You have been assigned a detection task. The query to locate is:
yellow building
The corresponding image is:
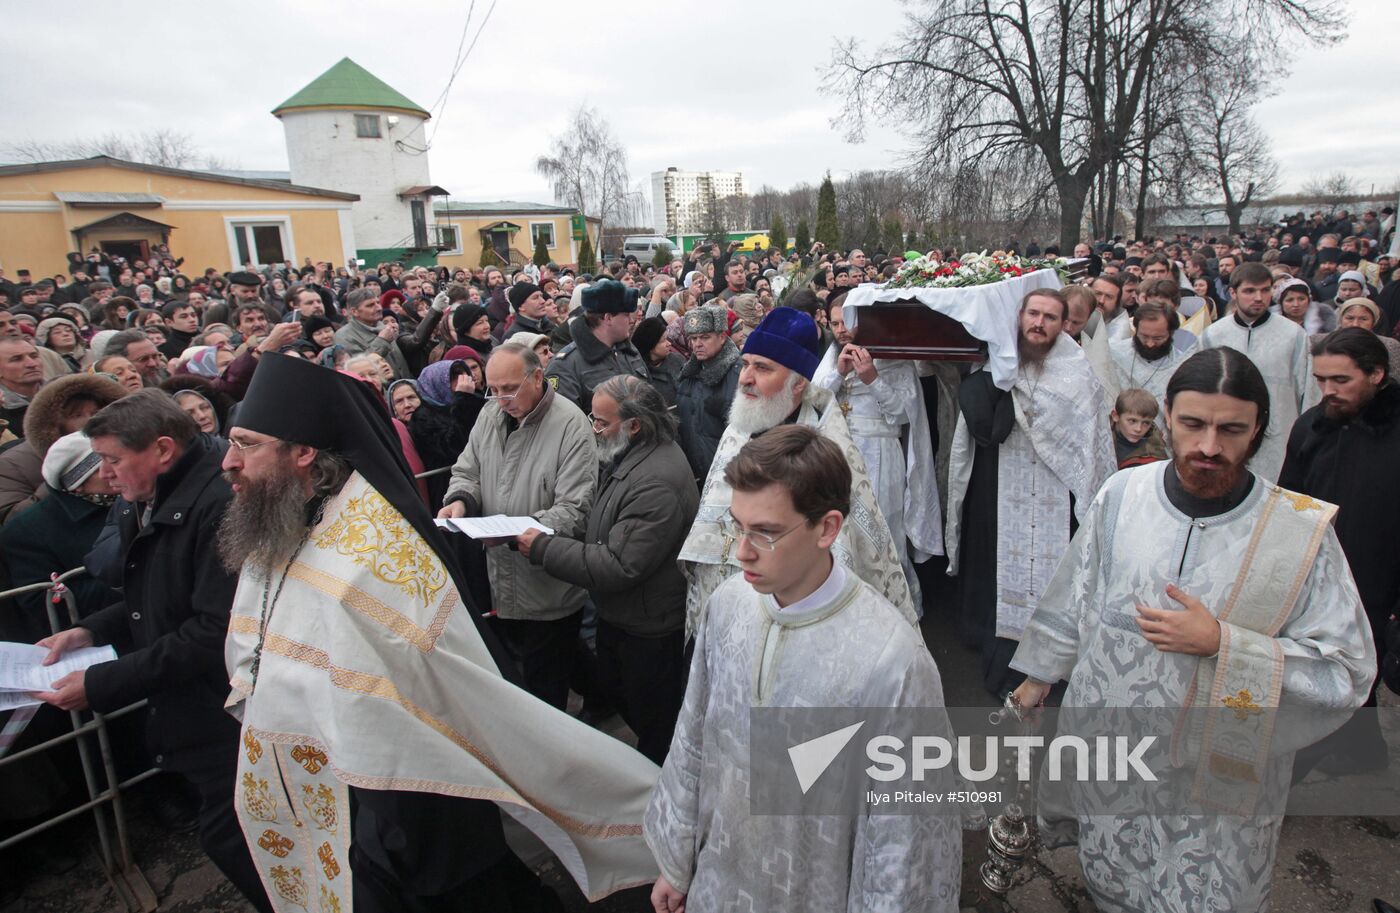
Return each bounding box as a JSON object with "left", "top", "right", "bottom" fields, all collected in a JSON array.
[
  {"left": 0, "top": 156, "right": 359, "bottom": 276},
  {"left": 434, "top": 201, "right": 600, "bottom": 271}
]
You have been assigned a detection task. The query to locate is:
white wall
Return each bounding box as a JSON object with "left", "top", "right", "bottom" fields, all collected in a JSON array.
[{"left": 282, "top": 109, "right": 433, "bottom": 250}]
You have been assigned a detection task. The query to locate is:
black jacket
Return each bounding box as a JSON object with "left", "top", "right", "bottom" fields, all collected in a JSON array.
[
  {"left": 80, "top": 434, "right": 241, "bottom": 771},
  {"left": 2, "top": 489, "right": 119, "bottom": 638},
  {"left": 530, "top": 439, "right": 698, "bottom": 636},
  {"left": 1279, "top": 381, "right": 1400, "bottom": 653}
]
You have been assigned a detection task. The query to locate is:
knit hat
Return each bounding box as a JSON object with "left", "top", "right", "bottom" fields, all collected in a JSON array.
[
  {"left": 507, "top": 282, "right": 541, "bottom": 311},
  {"left": 451, "top": 303, "right": 489, "bottom": 340},
  {"left": 441, "top": 345, "right": 484, "bottom": 366},
  {"left": 682, "top": 305, "right": 729, "bottom": 337},
  {"left": 741, "top": 307, "right": 823, "bottom": 379},
  {"left": 301, "top": 314, "right": 335, "bottom": 337},
  {"left": 581, "top": 279, "right": 638, "bottom": 315},
  {"left": 380, "top": 289, "right": 405, "bottom": 309},
  {"left": 1335, "top": 297, "right": 1380, "bottom": 324},
  {"left": 42, "top": 431, "right": 101, "bottom": 493},
  {"left": 632, "top": 316, "right": 667, "bottom": 356},
  {"left": 1337, "top": 270, "right": 1368, "bottom": 290}
]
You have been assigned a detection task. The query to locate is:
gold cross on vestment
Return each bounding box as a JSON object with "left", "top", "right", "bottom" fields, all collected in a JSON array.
[
  {"left": 1222, "top": 689, "right": 1263, "bottom": 721},
  {"left": 839, "top": 400, "right": 853, "bottom": 418}
]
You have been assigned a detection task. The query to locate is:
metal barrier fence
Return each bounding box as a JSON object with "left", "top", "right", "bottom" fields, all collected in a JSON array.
[{"left": 0, "top": 568, "right": 157, "bottom": 912}]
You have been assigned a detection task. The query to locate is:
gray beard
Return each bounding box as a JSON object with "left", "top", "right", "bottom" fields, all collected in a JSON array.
[
  {"left": 728, "top": 373, "right": 801, "bottom": 435},
  {"left": 217, "top": 468, "right": 313, "bottom": 575},
  {"left": 597, "top": 426, "right": 633, "bottom": 463}
]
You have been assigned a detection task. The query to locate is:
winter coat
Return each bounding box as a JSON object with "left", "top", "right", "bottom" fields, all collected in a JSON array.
[
  {"left": 530, "top": 439, "right": 697, "bottom": 637},
  {"left": 79, "top": 434, "right": 242, "bottom": 772},
  {"left": 443, "top": 385, "right": 597, "bottom": 620},
  {"left": 1279, "top": 380, "right": 1400, "bottom": 655},
  {"left": 544, "top": 316, "right": 650, "bottom": 413},
  {"left": 675, "top": 340, "right": 742, "bottom": 479}
]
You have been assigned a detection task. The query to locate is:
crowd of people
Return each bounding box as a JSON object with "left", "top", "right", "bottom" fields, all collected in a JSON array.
[{"left": 0, "top": 208, "right": 1395, "bottom": 912}]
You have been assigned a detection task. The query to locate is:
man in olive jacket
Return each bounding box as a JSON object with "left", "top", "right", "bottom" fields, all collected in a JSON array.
[
  {"left": 517, "top": 375, "right": 697, "bottom": 763},
  {"left": 439, "top": 342, "right": 597, "bottom": 710}
]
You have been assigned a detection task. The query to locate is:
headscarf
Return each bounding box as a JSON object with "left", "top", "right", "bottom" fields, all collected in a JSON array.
[
  {"left": 416, "top": 359, "right": 460, "bottom": 407},
  {"left": 665, "top": 314, "right": 691, "bottom": 358},
  {"left": 181, "top": 345, "right": 224, "bottom": 378},
  {"left": 172, "top": 388, "right": 221, "bottom": 433},
  {"left": 35, "top": 316, "right": 82, "bottom": 348},
  {"left": 318, "top": 344, "right": 347, "bottom": 369},
  {"left": 386, "top": 378, "right": 420, "bottom": 411},
  {"left": 89, "top": 329, "right": 119, "bottom": 359}
]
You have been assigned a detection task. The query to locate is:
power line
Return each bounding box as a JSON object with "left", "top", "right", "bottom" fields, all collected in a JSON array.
[
  {"left": 425, "top": 0, "right": 477, "bottom": 118},
  {"left": 429, "top": 0, "right": 498, "bottom": 146}
]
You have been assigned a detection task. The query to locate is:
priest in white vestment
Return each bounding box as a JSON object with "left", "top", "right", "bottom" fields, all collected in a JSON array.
[
  {"left": 1105, "top": 302, "right": 1191, "bottom": 424},
  {"left": 1010, "top": 348, "right": 1375, "bottom": 913},
  {"left": 812, "top": 298, "right": 943, "bottom": 612},
  {"left": 647, "top": 426, "right": 962, "bottom": 913},
  {"left": 945, "top": 288, "right": 1116, "bottom": 696},
  {"left": 1198, "top": 262, "right": 1320, "bottom": 481},
  {"left": 217, "top": 355, "right": 660, "bottom": 913},
  {"left": 679, "top": 307, "right": 916, "bottom": 636}
]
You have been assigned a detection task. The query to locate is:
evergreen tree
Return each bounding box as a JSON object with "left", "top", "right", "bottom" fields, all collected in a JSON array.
[
  {"left": 652, "top": 243, "right": 674, "bottom": 270},
  {"left": 768, "top": 213, "right": 788, "bottom": 254},
  {"left": 532, "top": 233, "right": 551, "bottom": 266},
  {"left": 479, "top": 237, "right": 499, "bottom": 268},
  {"left": 814, "top": 174, "right": 840, "bottom": 249},
  {"left": 881, "top": 218, "right": 904, "bottom": 255},
  {"left": 903, "top": 227, "right": 920, "bottom": 253},
  {"left": 794, "top": 218, "right": 812, "bottom": 253},
  {"left": 577, "top": 233, "right": 597, "bottom": 273},
  {"left": 859, "top": 214, "right": 881, "bottom": 252}
]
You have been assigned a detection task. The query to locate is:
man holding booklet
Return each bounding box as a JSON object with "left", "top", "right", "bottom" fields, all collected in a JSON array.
[{"left": 438, "top": 340, "right": 598, "bottom": 708}]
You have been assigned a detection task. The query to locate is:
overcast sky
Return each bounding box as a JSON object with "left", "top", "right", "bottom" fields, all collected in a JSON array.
[{"left": 5, "top": 0, "right": 1396, "bottom": 213}]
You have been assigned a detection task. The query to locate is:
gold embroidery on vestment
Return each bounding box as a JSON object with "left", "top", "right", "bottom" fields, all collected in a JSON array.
[{"left": 312, "top": 491, "right": 447, "bottom": 604}]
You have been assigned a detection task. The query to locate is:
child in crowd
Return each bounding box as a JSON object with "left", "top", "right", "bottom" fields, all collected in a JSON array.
[{"left": 1110, "top": 387, "right": 1168, "bottom": 469}]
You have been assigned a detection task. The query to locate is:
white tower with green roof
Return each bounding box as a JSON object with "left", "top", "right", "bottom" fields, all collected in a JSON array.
[{"left": 274, "top": 58, "right": 441, "bottom": 260}]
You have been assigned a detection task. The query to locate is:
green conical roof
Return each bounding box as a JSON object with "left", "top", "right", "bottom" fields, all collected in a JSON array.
[{"left": 273, "top": 57, "right": 429, "bottom": 118}]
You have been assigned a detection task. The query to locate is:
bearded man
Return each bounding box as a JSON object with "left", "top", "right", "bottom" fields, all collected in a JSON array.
[
  {"left": 945, "top": 288, "right": 1116, "bottom": 697},
  {"left": 217, "top": 354, "right": 659, "bottom": 913},
  {"left": 1010, "top": 348, "right": 1374, "bottom": 913},
  {"left": 1106, "top": 303, "right": 1190, "bottom": 425},
  {"left": 1279, "top": 329, "right": 1399, "bottom": 775},
  {"left": 679, "top": 307, "right": 916, "bottom": 636}
]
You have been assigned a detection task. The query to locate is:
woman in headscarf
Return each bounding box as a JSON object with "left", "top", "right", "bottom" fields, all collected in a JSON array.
[
  {"left": 36, "top": 316, "right": 93, "bottom": 373},
  {"left": 404, "top": 358, "right": 486, "bottom": 509},
  {"left": 318, "top": 343, "right": 349, "bottom": 371},
  {"left": 160, "top": 376, "right": 232, "bottom": 436},
  {"left": 169, "top": 275, "right": 193, "bottom": 300}
]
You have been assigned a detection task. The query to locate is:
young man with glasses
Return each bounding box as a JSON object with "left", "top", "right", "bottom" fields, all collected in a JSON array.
[{"left": 646, "top": 425, "right": 962, "bottom": 913}]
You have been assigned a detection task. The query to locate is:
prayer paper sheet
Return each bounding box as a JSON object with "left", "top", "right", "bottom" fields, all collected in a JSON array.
[
  {"left": 433, "top": 516, "right": 554, "bottom": 538},
  {"left": 0, "top": 642, "right": 118, "bottom": 693}
]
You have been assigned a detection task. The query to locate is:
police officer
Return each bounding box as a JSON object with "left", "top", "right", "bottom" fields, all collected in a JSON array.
[{"left": 545, "top": 279, "right": 649, "bottom": 412}]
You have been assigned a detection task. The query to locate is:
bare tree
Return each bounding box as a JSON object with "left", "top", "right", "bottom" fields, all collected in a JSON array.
[
  {"left": 1181, "top": 70, "right": 1278, "bottom": 235},
  {"left": 826, "top": 0, "right": 1342, "bottom": 248},
  {"left": 535, "top": 106, "right": 645, "bottom": 238},
  {"left": 2, "top": 128, "right": 218, "bottom": 169},
  {"left": 1300, "top": 171, "right": 1360, "bottom": 202}
]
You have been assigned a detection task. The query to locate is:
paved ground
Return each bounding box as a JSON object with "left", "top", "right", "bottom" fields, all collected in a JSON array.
[{"left": 3, "top": 565, "right": 1397, "bottom": 912}]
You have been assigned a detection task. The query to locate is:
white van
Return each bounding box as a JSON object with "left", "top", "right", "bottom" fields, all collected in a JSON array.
[{"left": 621, "top": 235, "right": 676, "bottom": 264}]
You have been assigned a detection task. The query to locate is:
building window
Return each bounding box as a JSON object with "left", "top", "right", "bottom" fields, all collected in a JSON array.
[
  {"left": 530, "top": 222, "right": 556, "bottom": 250},
  {"left": 354, "top": 114, "right": 382, "bottom": 138},
  {"left": 230, "top": 222, "right": 288, "bottom": 266},
  {"left": 435, "top": 224, "right": 461, "bottom": 254}
]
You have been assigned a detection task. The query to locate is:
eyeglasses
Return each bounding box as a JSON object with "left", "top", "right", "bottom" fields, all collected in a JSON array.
[
  {"left": 228, "top": 437, "right": 276, "bottom": 453},
  {"left": 718, "top": 511, "right": 805, "bottom": 552},
  {"left": 587, "top": 412, "right": 615, "bottom": 430}
]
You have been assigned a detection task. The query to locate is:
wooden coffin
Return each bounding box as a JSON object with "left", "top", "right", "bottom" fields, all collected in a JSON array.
[{"left": 851, "top": 302, "right": 987, "bottom": 361}]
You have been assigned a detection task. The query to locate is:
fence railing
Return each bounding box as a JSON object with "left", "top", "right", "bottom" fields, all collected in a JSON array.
[{"left": 0, "top": 568, "right": 157, "bottom": 912}]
